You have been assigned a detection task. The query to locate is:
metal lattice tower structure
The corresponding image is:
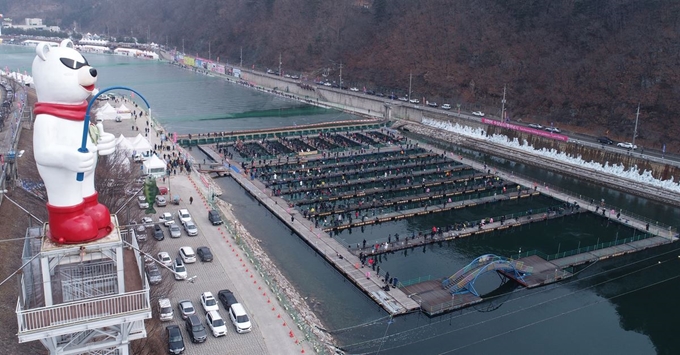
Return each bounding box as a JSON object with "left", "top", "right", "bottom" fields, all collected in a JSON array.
[{"left": 16, "top": 216, "right": 151, "bottom": 355}]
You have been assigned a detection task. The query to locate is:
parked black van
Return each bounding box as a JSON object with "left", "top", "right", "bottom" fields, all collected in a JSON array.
[{"left": 208, "top": 209, "right": 223, "bottom": 225}]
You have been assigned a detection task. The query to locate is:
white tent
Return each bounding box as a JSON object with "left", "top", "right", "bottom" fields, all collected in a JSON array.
[
  {"left": 117, "top": 103, "right": 132, "bottom": 113},
  {"left": 131, "top": 134, "right": 152, "bottom": 153},
  {"left": 116, "top": 134, "right": 135, "bottom": 153},
  {"left": 142, "top": 155, "right": 167, "bottom": 177},
  {"left": 96, "top": 103, "right": 119, "bottom": 121}
]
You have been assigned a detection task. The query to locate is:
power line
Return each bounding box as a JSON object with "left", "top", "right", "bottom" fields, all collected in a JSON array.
[
  {"left": 438, "top": 272, "right": 680, "bottom": 354},
  {"left": 342, "top": 246, "right": 680, "bottom": 353},
  {"left": 0, "top": 253, "right": 39, "bottom": 289}
]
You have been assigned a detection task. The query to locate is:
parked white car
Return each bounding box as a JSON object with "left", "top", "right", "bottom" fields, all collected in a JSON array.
[
  {"left": 229, "top": 303, "right": 252, "bottom": 333},
  {"left": 179, "top": 246, "right": 196, "bottom": 264},
  {"left": 177, "top": 209, "right": 192, "bottom": 223},
  {"left": 159, "top": 298, "right": 174, "bottom": 321},
  {"left": 159, "top": 212, "right": 174, "bottom": 226},
  {"left": 173, "top": 258, "right": 187, "bottom": 280},
  {"left": 137, "top": 196, "right": 149, "bottom": 209},
  {"left": 349, "top": 87, "right": 359, "bottom": 92},
  {"left": 441, "top": 104, "right": 451, "bottom": 110},
  {"left": 472, "top": 111, "right": 485, "bottom": 116},
  {"left": 157, "top": 252, "right": 173, "bottom": 267},
  {"left": 201, "top": 292, "right": 220, "bottom": 312},
  {"left": 141, "top": 217, "right": 154, "bottom": 227},
  {"left": 205, "top": 310, "right": 228, "bottom": 337},
  {"left": 183, "top": 220, "right": 198, "bottom": 236}
]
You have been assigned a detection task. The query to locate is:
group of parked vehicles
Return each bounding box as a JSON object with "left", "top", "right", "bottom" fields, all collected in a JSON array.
[
  {"left": 161, "top": 289, "right": 252, "bottom": 353},
  {"left": 133, "top": 203, "right": 223, "bottom": 242}
]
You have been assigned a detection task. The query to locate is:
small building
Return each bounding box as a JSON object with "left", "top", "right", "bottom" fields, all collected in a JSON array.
[{"left": 142, "top": 154, "right": 167, "bottom": 177}]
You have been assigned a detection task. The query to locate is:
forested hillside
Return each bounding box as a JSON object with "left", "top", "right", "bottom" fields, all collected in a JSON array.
[{"left": 3, "top": 0, "right": 680, "bottom": 150}]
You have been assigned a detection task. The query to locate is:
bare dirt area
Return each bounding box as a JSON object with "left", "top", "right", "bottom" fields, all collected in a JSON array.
[{"left": 0, "top": 119, "right": 50, "bottom": 354}]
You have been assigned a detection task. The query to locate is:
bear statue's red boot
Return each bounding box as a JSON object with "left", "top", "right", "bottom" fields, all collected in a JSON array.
[
  {"left": 83, "top": 192, "right": 114, "bottom": 236},
  {"left": 46, "top": 202, "right": 99, "bottom": 244}
]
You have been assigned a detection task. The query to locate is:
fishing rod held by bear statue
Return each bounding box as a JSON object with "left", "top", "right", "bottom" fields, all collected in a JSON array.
[{"left": 77, "top": 86, "right": 151, "bottom": 181}]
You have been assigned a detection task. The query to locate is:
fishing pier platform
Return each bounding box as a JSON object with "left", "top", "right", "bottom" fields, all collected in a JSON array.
[{"left": 193, "top": 124, "right": 677, "bottom": 317}]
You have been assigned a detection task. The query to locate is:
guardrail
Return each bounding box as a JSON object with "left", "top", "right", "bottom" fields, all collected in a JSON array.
[{"left": 16, "top": 289, "right": 150, "bottom": 334}]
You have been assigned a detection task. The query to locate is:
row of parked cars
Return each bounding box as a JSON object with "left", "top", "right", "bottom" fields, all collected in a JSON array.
[
  {"left": 134, "top": 208, "right": 211, "bottom": 242},
  {"left": 146, "top": 245, "right": 213, "bottom": 285},
  {"left": 161, "top": 290, "right": 252, "bottom": 353}
]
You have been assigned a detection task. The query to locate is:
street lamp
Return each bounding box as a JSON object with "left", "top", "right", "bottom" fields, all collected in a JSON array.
[{"left": 632, "top": 103, "right": 640, "bottom": 148}]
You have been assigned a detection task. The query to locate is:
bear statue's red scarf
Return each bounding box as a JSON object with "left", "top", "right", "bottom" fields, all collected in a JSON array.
[{"left": 34, "top": 101, "right": 88, "bottom": 121}]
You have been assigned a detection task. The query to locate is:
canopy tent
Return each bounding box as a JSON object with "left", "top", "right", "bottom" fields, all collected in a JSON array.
[
  {"left": 115, "top": 134, "right": 135, "bottom": 152},
  {"left": 117, "top": 103, "right": 132, "bottom": 113},
  {"left": 142, "top": 154, "right": 167, "bottom": 177},
  {"left": 130, "top": 133, "right": 152, "bottom": 152},
  {"left": 96, "top": 102, "right": 119, "bottom": 121}
]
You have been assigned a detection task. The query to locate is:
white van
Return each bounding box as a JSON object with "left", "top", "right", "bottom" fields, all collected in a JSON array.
[
  {"left": 228, "top": 303, "right": 252, "bottom": 333},
  {"left": 159, "top": 298, "right": 174, "bottom": 321}
]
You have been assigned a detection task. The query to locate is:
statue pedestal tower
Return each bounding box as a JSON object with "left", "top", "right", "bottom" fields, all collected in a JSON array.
[{"left": 16, "top": 216, "right": 151, "bottom": 355}]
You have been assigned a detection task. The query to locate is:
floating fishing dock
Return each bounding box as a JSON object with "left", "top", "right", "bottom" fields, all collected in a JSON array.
[{"left": 194, "top": 124, "right": 677, "bottom": 316}]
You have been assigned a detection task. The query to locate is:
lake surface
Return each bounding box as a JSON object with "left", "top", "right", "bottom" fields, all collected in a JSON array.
[{"left": 4, "top": 45, "right": 679, "bottom": 354}]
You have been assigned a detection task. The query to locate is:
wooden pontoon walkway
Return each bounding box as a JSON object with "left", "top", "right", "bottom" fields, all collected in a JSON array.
[{"left": 227, "top": 165, "right": 421, "bottom": 316}]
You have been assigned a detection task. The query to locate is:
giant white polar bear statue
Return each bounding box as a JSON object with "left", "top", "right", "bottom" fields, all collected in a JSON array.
[{"left": 32, "top": 39, "right": 116, "bottom": 244}]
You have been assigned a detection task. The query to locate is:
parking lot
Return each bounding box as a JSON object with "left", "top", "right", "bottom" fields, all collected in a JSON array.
[{"left": 137, "top": 166, "right": 312, "bottom": 354}]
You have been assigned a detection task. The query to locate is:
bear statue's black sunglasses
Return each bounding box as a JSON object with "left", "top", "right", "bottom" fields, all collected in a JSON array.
[{"left": 60, "top": 57, "right": 90, "bottom": 70}]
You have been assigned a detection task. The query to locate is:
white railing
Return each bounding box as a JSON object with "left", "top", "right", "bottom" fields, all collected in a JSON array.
[{"left": 16, "top": 289, "right": 150, "bottom": 333}]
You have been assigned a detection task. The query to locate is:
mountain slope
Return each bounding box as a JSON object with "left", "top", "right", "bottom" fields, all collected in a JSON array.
[{"left": 3, "top": 0, "right": 679, "bottom": 150}]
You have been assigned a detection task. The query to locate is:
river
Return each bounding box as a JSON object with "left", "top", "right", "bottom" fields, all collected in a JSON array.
[{"left": 3, "top": 44, "right": 679, "bottom": 355}]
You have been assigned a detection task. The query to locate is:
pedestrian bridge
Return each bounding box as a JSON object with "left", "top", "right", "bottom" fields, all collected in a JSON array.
[{"left": 442, "top": 254, "right": 533, "bottom": 296}]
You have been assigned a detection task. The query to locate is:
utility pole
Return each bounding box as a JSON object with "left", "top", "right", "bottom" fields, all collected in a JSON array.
[
  {"left": 182, "top": 38, "right": 184, "bottom": 53},
  {"left": 339, "top": 63, "right": 343, "bottom": 87},
  {"left": 408, "top": 72, "right": 412, "bottom": 100},
  {"left": 147, "top": 25, "right": 150, "bottom": 43},
  {"left": 240, "top": 47, "right": 243, "bottom": 68},
  {"left": 501, "top": 84, "right": 507, "bottom": 121},
  {"left": 278, "top": 53, "right": 282, "bottom": 76},
  {"left": 208, "top": 41, "right": 211, "bottom": 61},
  {"left": 633, "top": 103, "right": 640, "bottom": 147}
]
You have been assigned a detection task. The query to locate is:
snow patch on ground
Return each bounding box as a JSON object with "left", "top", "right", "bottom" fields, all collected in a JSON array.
[{"left": 423, "top": 118, "right": 680, "bottom": 193}]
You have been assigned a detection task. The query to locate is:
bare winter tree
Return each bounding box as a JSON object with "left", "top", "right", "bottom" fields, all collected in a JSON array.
[
  {"left": 94, "top": 149, "right": 146, "bottom": 226},
  {"left": 131, "top": 236, "right": 176, "bottom": 355}
]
